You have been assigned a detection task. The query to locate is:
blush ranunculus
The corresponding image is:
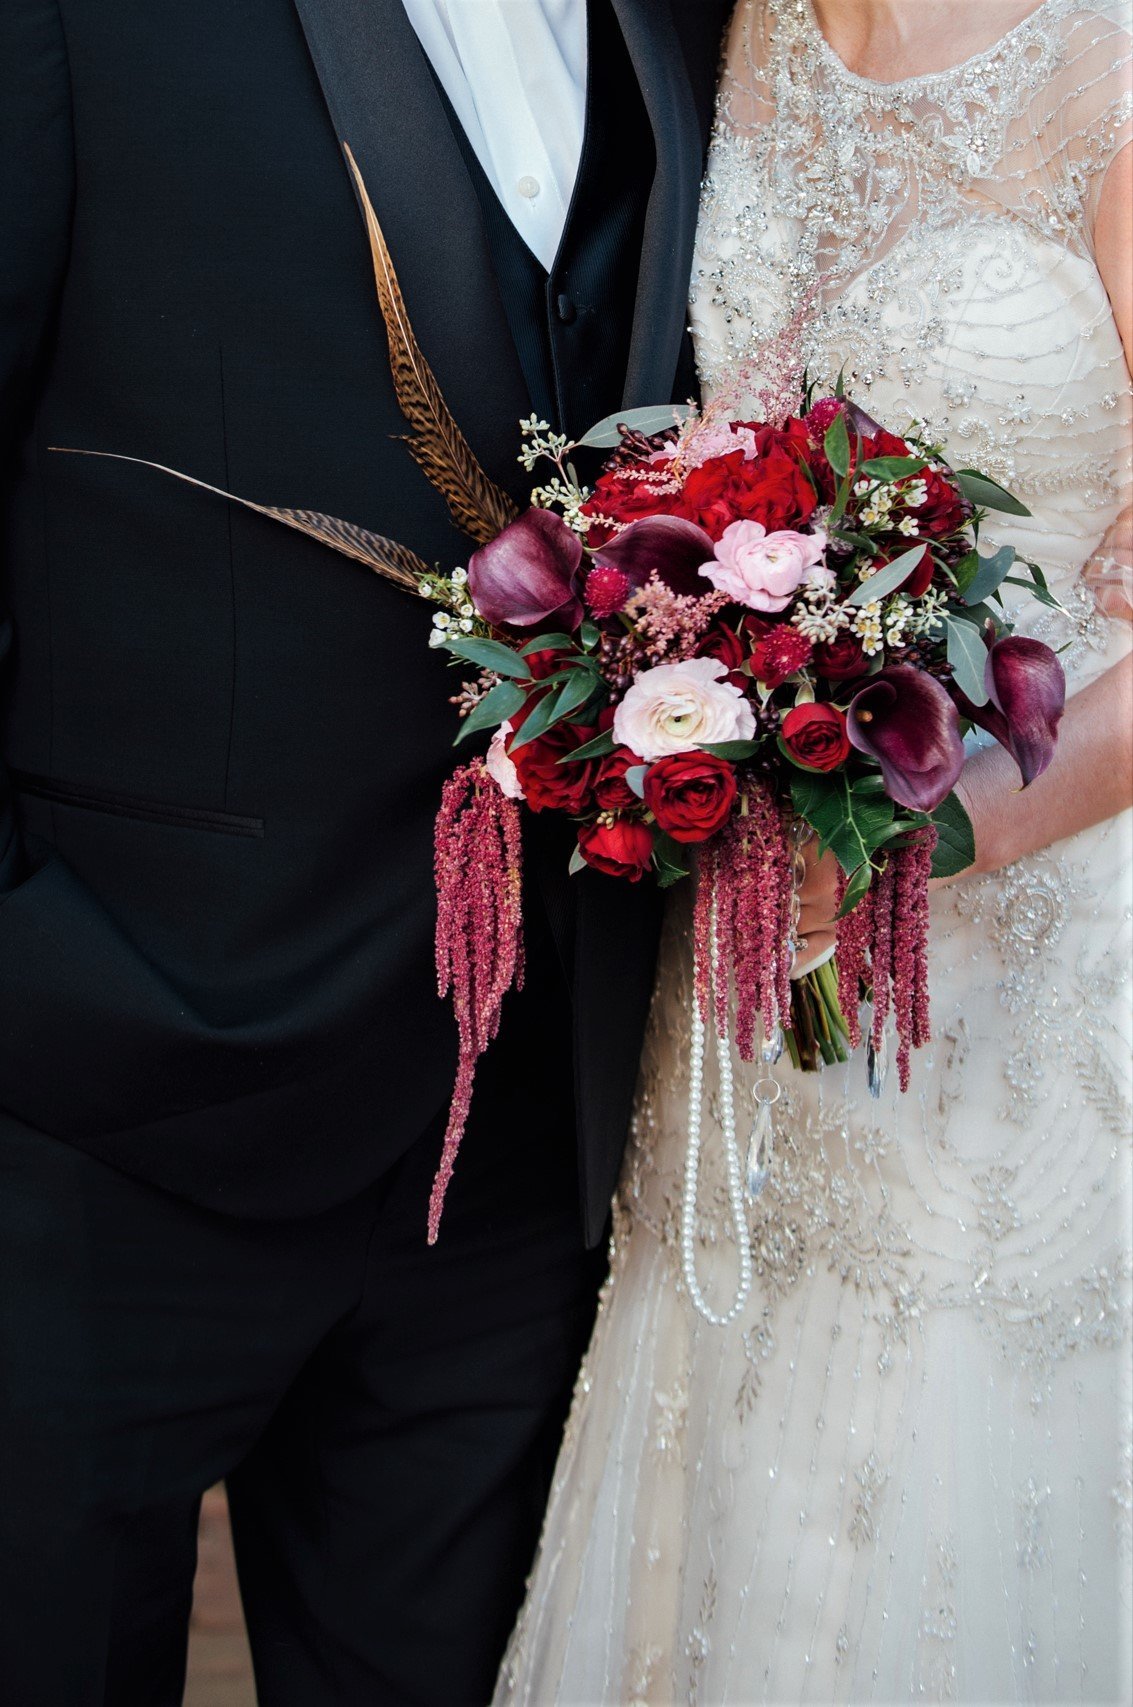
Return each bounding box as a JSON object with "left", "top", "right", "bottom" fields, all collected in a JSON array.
[
  {"left": 643, "top": 752, "right": 738, "bottom": 844},
  {"left": 485, "top": 721, "right": 524, "bottom": 800},
  {"left": 700, "top": 521, "right": 827, "bottom": 613},
  {"left": 780, "top": 702, "right": 852, "bottom": 773},
  {"left": 577, "top": 817, "right": 655, "bottom": 882},
  {"left": 613, "top": 656, "right": 757, "bottom": 762},
  {"left": 509, "top": 721, "right": 598, "bottom": 814}
]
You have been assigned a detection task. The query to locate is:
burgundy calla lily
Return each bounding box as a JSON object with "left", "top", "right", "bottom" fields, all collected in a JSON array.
[
  {"left": 468, "top": 508, "right": 585, "bottom": 630},
  {"left": 591, "top": 516, "right": 716, "bottom": 597},
  {"left": 970, "top": 635, "right": 1066, "bottom": 786},
  {"left": 848, "top": 664, "right": 966, "bottom": 812}
]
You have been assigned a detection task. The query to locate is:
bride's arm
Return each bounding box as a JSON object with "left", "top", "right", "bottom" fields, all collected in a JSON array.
[{"left": 796, "top": 148, "right": 1133, "bottom": 950}]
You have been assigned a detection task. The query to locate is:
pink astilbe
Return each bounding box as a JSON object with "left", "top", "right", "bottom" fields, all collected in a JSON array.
[
  {"left": 694, "top": 783, "right": 795, "bottom": 1060},
  {"left": 430, "top": 761, "right": 525, "bottom": 1243},
  {"left": 623, "top": 574, "right": 731, "bottom": 665}
]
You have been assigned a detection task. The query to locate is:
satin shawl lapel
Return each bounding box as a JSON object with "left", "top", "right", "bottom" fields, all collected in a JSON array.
[
  {"left": 610, "top": 0, "right": 702, "bottom": 409},
  {"left": 290, "top": 0, "right": 531, "bottom": 497}
]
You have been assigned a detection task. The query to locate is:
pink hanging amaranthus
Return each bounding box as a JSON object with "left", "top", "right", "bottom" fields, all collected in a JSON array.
[
  {"left": 834, "top": 828, "right": 937, "bottom": 1091},
  {"left": 693, "top": 780, "right": 796, "bottom": 1059},
  {"left": 430, "top": 760, "right": 525, "bottom": 1243}
]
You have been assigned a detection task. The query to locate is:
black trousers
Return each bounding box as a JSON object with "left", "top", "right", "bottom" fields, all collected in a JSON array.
[{"left": 0, "top": 1043, "right": 604, "bottom": 1706}]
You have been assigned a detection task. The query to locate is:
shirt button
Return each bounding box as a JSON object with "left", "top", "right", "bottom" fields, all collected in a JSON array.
[
  {"left": 556, "top": 293, "right": 577, "bottom": 325},
  {"left": 517, "top": 174, "right": 541, "bottom": 200}
]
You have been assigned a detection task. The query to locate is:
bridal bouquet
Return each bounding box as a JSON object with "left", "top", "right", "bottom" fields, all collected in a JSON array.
[{"left": 60, "top": 153, "right": 1065, "bottom": 1255}]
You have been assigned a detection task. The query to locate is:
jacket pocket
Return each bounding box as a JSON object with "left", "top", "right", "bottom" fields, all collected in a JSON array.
[{"left": 11, "top": 770, "right": 264, "bottom": 839}]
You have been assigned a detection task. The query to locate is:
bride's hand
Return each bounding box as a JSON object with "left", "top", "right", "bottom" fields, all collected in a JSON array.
[{"left": 794, "top": 837, "right": 841, "bottom": 974}]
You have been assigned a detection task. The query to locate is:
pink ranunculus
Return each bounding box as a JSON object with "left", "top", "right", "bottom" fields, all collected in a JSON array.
[
  {"left": 485, "top": 721, "right": 524, "bottom": 801},
  {"left": 613, "top": 656, "right": 756, "bottom": 762},
  {"left": 699, "top": 520, "right": 827, "bottom": 613}
]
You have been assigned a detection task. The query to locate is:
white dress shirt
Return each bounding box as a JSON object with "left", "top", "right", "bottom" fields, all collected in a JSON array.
[{"left": 402, "top": 0, "right": 588, "bottom": 271}]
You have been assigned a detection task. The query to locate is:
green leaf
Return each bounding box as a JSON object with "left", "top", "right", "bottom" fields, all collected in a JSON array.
[
  {"left": 791, "top": 771, "right": 896, "bottom": 876},
  {"left": 576, "top": 403, "right": 695, "bottom": 450},
  {"left": 944, "top": 614, "right": 989, "bottom": 705},
  {"left": 962, "top": 544, "right": 1016, "bottom": 606},
  {"left": 858, "top": 456, "right": 927, "bottom": 481},
  {"left": 568, "top": 844, "right": 588, "bottom": 877},
  {"left": 841, "top": 544, "right": 929, "bottom": 607},
  {"left": 955, "top": 469, "right": 1031, "bottom": 517},
  {"left": 824, "top": 410, "right": 851, "bottom": 479},
  {"left": 652, "top": 831, "right": 690, "bottom": 889},
  {"left": 830, "top": 528, "right": 876, "bottom": 554},
  {"left": 701, "top": 740, "right": 761, "bottom": 761},
  {"left": 445, "top": 636, "right": 531, "bottom": 679},
  {"left": 835, "top": 860, "right": 874, "bottom": 918},
  {"left": 507, "top": 684, "right": 565, "bottom": 752},
  {"left": 453, "top": 678, "right": 526, "bottom": 745},
  {"left": 929, "top": 791, "right": 976, "bottom": 878},
  {"left": 556, "top": 728, "right": 616, "bottom": 765},
  {"left": 553, "top": 666, "right": 601, "bottom": 723},
  {"left": 625, "top": 765, "right": 649, "bottom": 800},
  {"left": 1002, "top": 574, "right": 1063, "bottom": 611},
  {"left": 952, "top": 549, "right": 980, "bottom": 597},
  {"left": 519, "top": 632, "right": 575, "bottom": 656},
  {"left": 579, "top": 621, "right": 601, "bottom": 650}
]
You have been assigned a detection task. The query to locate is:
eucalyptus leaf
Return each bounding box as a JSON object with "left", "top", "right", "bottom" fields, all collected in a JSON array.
[
  {"left": 824, "top": 411, "right": 851, "bottom": 479},
  {"left": 519, "top": 632, "right": 574, "bottom": 656},
  {"left": 568, "top": 845, "right": 588, "bottom": 877},
  {"left": 626, "top": 765, "right": 649, "bottom": 800},
  {"left": 858, "top": 456, "right": 927, "bottom": 481},
  {"left": 453, "top": 679, "right": 526, "bottom": 745},
  {"left": 556, "top": 728, "right": 616, "bottom": 765},
  {"left": 955, "top": 469, "right": 1031, "bottom": 517},
  {"left": 944, "top": 615, "right": 990, "bottom": 705},
  {"left": 507, "top": 683, "right": 564, "bottom": 753},
  {"left": 962, "top": 544, "right": 1016, "bottom": 606},
  {"left": 652, "top": 831, "right": 691, "bottom": 889},
  {"left": 576, "top": 403, "right": 695, "bottom": 450},
  {"left": 701, "top": 740, "right": 761, "bottom": 761},
  {"left": 930, "top": 790, "right": 976, "bottom": 878},
  {"left": 841, "top": 544, "right": 929, "bottom": 607},
  {"left": 445, "top": 636, "right": 531, "bottom": 680},
  {"left": 1002, "top": 574, "right": 1063, "bottom": 611}
]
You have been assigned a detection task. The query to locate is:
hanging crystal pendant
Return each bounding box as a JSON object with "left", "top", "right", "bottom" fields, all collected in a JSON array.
[
  {"left": 761, "top": 1020, "right": 784, "bottom": 1066},
  {"left": 867, "top": 1025, "right": 889, "bottom": 1099},
  {"left": 746, "top": 1076, "right": 781, "bottom": 1200}
]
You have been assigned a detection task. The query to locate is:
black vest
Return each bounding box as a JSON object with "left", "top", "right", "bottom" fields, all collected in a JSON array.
[{"left": 436, "top": 0, "right": 657, "bottom": 439}]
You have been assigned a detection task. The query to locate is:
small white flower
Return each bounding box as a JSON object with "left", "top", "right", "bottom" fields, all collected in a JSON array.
[
  {"left": 428, "top": 629, "right": 447, "bottom": 649},
  {"left": 459, "top": 618, "right": 475, "bottom": 633},
  {"left": 459, "top": 602, "right": 475, "bottom": 618},
  {"left": 897, "top": 515, "right": 920, "bottom": 537},
  {"left": 433, "top": 611, "right": 451, "bottom": 629},
  {"left": 451, "top": 567, "right": 468, "bottom": 587}
]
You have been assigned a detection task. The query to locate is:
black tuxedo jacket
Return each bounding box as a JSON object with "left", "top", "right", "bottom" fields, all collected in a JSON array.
[{"left": 0, "top": 0, "right": 729, "bottom": 1244}]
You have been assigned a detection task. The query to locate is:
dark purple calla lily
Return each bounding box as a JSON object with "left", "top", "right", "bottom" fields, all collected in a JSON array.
[
  {"left": 591, "top": 516, "right": 716, "bottom": 598},
  {"left": 848, "top": 664, "right": 966, "bottom": 813},
  {"left": 967, "top": 635, "right": 1065, "bottom": 786},
  {"left": 468, "top": 508, "right": 585, "bottom": 630}
]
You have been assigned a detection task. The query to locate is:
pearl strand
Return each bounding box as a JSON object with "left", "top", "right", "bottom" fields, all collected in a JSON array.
[{"left": 682, "top": 899, "right": 754, "bottom": 1328}]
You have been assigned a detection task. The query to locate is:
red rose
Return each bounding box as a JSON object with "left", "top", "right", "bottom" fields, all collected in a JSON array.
[
  {"left": 643, "top": 752, "right": 738, "bottom": 844},
  {"left": 893, "top": 543, "right": 936, "bottom": 598},
  {"left": 678, "top": 445, "right": 817, "bottom": 541},
  {"left": 781, "top": 703, "right": 851, "bottom": 772},
  {"left": 595, "top": 747, "right": 645, "bottom": 811},
  {"left": 695, "top": 620, "right": 756, "bottom": 690},
  {"left": 812, "top": 631, "right": 869, "bottom": 681},
  {"left": 578, "top": 817, "right": 654, "bottom": 882},
  {"left": 750, "top": 626, "right": 814, "bottom": 689},
  {"left": 908, "top": 465, "right": 971, "bottom": 540},
  {"left": 511, "top": 722, "right": 599, "bottom": 814}
]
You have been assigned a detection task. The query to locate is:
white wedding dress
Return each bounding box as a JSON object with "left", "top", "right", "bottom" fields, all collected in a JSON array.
[{"left": 496, "top": 3, "right": 1133, "bottom": 1701}]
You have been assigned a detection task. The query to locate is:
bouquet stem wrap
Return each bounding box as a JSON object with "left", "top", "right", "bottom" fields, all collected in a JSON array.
[{"left": 431, "top": 761, "right": 525, "bottom": 1242}]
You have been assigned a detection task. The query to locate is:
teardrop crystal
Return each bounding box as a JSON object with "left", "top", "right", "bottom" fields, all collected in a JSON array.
[
  {"left": 746, "top": 1099, "right": 775, "bottom": 1200},
  {"left": 867, "top": 1027, "right": 889, "bottom": 1099}
]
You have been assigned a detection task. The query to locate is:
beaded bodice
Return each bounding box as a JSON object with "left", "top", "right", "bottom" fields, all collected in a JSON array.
[{"left": 691, "top": 0, "right": 1133, "bottom": 672}]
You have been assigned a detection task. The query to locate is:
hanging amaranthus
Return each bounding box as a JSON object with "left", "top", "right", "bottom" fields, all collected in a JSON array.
[
  {"left": 694, "top": 781, "right": 796, "bottom": 1058},
  {"left": 834, "top": 828, "right": 937, "bottom": 1091},
  {"left": 430, "top": 761, "right": 525, "bottom": 1242}
]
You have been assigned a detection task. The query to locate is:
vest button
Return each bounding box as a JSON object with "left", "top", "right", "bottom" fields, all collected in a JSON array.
[{"left": 556, "top": 293, "right": 577, "bottom": 325}]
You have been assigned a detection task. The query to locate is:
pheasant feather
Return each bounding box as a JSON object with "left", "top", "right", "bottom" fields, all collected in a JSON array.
[{"left": 344, "top": 145, "right": 519, "bottom": 547}]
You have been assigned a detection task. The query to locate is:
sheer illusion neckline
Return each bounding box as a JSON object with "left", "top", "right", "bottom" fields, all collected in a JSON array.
[{"left": 801, "top": 0, "right": 1063, "bottom": 93}]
